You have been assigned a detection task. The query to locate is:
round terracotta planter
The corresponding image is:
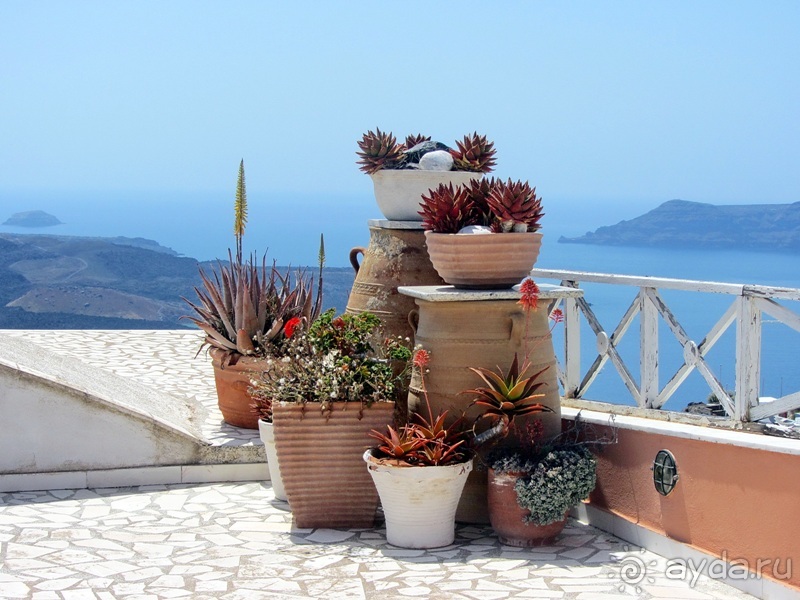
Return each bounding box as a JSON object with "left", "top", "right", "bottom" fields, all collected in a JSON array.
[
  {"left": 209, "top": 348, "right": 268, "bottom": 429},
  {"left": 258, "top": 419, "right": 286, "bottom": 501},
  {"left": 272, "top": 401, "right": 395, "bottom": 529},
  {"left": 487, "top": 468, "right": 568, "bottom": 547},
  {"left": 424, "top": 231, "right": 543, "bottom": 289},
  {"left": 370, "top": 170, "right": 482, "bottom": 221},
  {"left": 364, "top": 450, "right": 473, "bottom": 548}
]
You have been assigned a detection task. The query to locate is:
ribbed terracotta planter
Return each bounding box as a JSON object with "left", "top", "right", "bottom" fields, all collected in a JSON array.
[
  {"left": 209, "top": 348, "right": 268, "bottom": 429},
  {"left": 272, "top": 401, "right": 395, "bottom": 529},
  {"left": 364, "top": 450, "right": 473, "bottom": 548},
  {"left": 424, "top": 231, "right": 542, "bottom": 289},
  {"left": 487, "top": 468, "right": 568, "bottom": 547},
  {"left": 258, "top": 419, "right": 286, "bottom": 501},
  {"left": 370, "top": 170, "right": 482, "bottom": 221}
]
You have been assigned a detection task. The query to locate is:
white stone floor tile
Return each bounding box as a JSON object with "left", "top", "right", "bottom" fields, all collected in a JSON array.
[{"left": 0, "top": 482, "right": 761, "bottom": 600}]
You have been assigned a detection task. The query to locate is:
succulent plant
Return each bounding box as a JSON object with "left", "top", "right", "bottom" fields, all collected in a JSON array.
[
  {"left": 356, "top": 128, "right": 405, "bottom": 174},
  {"left": 418, "top": 182, "right": 476, "bottom": 233},
  {"left": 450, "top": 132, "right": 497, "bottom": 173},
  {"left": 402, "top": 134, "right": 431, "bottom": 150},
  {"left": 462, "top": 177, "right": 497, "bottom": 228},
  {"left": 486, "top": 178, "right": 544, "bottom": 232},
  {"left": 466, "top": 353, "right": 553, "bottom": 445}
]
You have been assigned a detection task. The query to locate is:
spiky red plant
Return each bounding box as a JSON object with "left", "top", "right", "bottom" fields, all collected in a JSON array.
[
  {"left": 486, "top": 178, "right": 544, "bottom": 232},
  {"left": 451, "top": 132, "right": 497, "bottom": 173},
  {"left": 418, "top": 182, "right": 475, "bottom": 233},
  {"left": 356, "top": 128, "right": 405, "bottom": 174}
]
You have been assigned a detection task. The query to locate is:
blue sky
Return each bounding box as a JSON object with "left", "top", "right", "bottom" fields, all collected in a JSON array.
[{"left": 1, "top": 1, "right": 798, "bottom": 211}]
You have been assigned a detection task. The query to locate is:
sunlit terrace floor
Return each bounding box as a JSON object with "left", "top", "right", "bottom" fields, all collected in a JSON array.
[{"left": 0, "top": 330, "right": 758, "bottom": 599}]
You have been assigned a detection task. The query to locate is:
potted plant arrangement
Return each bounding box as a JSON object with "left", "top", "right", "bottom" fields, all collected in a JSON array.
[
  {"left": 418, "top": 177, "right": 545, "bottom": 289},
  {"left": 250, "top": 308, "right": 412, "bottom": 529},
  {"left": 364, "top": 347, "right": 554, "bottom": 549},
  {"left": 484, "top": 417, "right": 599, "bottom": 547},
  {"left": 183, "top": 160, "right": 324, "bottom": 428},
  {"left": 356, "top": 129, "right": 496, "bottom": 221}
]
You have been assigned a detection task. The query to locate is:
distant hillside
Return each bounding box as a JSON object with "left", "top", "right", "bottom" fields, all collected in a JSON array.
[
  {"left": 559, "top": 200, "right": 800, "bottom": 253},
  {"left": 0, "top": 233, "right": 354, "bottom": 329},
  {"left": 3, "top": 210, "right": 62, "bottom": 227}
]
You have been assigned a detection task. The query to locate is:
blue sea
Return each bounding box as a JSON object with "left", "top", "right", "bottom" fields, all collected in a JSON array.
[{"left": 2, "top": 189, "right": 798, "bottom": 412}]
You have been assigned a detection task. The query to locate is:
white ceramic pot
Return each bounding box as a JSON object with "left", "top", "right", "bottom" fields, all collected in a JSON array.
[
  {"left": 370, "top": 169, "right": 482, "bottom": 221},
  {"left": 364, "top": 449, "right": 473, "bottom": 548},
  {"left": 258, "top": 419, "right": 286, "bottom": 501}
]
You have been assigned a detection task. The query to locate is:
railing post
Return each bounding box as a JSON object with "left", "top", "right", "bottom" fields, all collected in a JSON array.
[
  {"left": 562, "top": 280, "right": 581, "bottom": 398},
  {"left": 640, "top": 288, "right": 659, "bottom": 408},
  {"left": 735, "top": 294, "right": 761, "bottom": 421}
]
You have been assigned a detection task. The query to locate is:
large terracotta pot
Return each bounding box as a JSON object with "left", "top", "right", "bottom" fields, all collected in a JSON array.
[
  {"left": 209, "top": 348, "right": 268, "bottom": 429},
  {"left": 424, "top": 231, "right": 543, "bottom": 289},
  {"left": 364, "top": 450, "right": 473, "bottom": 549},
  {"left": 370, "top": 170, "right": 481, "bottom": 221},
  {"left": 407, "top": 298, "right": 560, "bottom": 523},
  {"left": 272, "top": 401, "right": 395, "bottom": 529},
  {"left": 346, "top": 223, "right": 444, "bottom": 344},
  {"left": 487, "top": 468, "right": 568, "bottom": 546}
]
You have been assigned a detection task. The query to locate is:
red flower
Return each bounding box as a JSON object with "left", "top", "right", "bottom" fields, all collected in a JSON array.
[
  {"left": 518, "top": 278, "right": 540, "bottom": 311},
  {"left": 550, "top": 308, "right": 564, "bottom": 324},
  {"left": 413, "top": 348, "right": 430, "bottom": 369},
  {"left": 283, "top": 316, "right": 302, "bottom": 338}
]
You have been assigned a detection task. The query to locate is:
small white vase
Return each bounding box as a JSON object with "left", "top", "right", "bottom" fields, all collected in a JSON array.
[
  {"left": 258, "top": 419, "right": 286, "bottom": 501},
  {"left": 364, "top": 450, "right": 473, "bottom": 548},
  {"left": 370, "top": 170, "right": 482, "bottom": 221}
]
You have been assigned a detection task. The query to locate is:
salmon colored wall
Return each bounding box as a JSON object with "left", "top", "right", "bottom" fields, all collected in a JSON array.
[{"left": 585, "top": 424, "right": 799, "bottom": 588}]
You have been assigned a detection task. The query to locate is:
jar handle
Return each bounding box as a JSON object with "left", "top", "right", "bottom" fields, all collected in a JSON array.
[
  {"left": 407, "top": 308, "right": 419, "bottom": 335},
  {"left": 349, "top": 247, "right": 366, "bottom": 274}
]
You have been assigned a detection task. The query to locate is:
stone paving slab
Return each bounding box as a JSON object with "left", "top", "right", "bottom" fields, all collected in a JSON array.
[
  {"left": 0, "top": 330, "right": 259, "bottom": 449},
  {"left": 0, "top": 482, "right": 756, "bottom": 600}
]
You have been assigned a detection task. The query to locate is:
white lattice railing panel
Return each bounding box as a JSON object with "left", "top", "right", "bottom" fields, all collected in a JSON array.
[{"left": 533, "top": 268, "right": 800, "bottom": 422}]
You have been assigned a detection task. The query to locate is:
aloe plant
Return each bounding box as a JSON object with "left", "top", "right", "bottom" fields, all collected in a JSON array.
[{"left": 183, "top": 160, "right": 324, "bottom": 361}]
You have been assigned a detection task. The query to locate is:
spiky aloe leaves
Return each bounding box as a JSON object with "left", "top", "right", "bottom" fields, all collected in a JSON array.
[
  {"left": 486, "top": 179, "right": 544, "bottom": 232},
  {"left": 451, "top": 132, "right": 497, "bottom": 173},
  {"left": 466, "top": 353, "right": 553, "bottom": 433},
  {"left": 356, "top": 128, "right": 405, "bottom": 174},
  {"left": 418, "top": 182, "right": 475, "bottom": 233}
]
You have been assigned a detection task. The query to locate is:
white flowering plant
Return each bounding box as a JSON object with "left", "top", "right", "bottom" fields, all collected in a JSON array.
[{"left": 250, "top": 309, "right": 412, "bottom": 418}]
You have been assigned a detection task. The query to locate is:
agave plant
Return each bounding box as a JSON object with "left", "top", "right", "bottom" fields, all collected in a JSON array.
[
  {"left": 466, "top": 353, "right": 553, "bottom": 445},
  {"left": 402, "top": 133, "right": 431, "bottom": 151},
  {"left": 486, "top": 179, "right": 544, "bottom": 232},
  {"left": 183, "top": 160, "right": 324, "bottom": 362},
  {"left": 450, "top": 132, "right": 497, "bottom": 173},
  {"left": 356, "top": 128, "right": 406, "bottom": 174}
]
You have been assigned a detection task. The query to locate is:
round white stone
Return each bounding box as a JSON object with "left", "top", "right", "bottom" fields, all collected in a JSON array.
[
  {"left": 418, "top": 150, "right": 454, "bottom": 171},
  {"left": 458, "top": 225, "right": 494, "bottom": 235}
]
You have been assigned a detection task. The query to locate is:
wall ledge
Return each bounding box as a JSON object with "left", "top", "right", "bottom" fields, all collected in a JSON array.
[{"left": 562, "top": 404, "right": 800, "bottom": 457}]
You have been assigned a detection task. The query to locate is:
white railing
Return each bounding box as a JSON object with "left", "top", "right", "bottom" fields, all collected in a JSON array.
[{"left": 532, "top": 268, "right": 800, "bottom": 422}]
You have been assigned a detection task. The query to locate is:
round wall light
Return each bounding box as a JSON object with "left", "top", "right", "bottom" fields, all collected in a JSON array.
[{"left": 652, "top": 450, "right": 679, "bottom": 496}]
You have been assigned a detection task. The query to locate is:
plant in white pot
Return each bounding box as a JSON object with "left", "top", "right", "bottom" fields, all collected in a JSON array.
[
  {"left": 250, "top": 309, "right": 412, "bottom": 529},
  {"left": 356, "top": 129, "right": 496, "bottom": 221},
  {"left": 419, "top": 177, "right": 545, "bottom": 289},
  {"left": 183, "top": 160, "right": 324, "bottom": 429}
]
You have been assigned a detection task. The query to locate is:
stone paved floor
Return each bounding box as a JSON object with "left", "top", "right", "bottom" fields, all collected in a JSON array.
[
  {"left": 0, "top": 330, "right": 258, "bottom": 448},
  {"left": 0, "top": 481, "right": 755, "bottom": 600}
]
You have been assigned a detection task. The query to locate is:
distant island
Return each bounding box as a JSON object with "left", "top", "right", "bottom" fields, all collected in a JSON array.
[
  {"left": 559, "top": 199, "right": 800, "bottom": 253},
  {"left": 3, "top": 210, "right": 63, "bottom": 228}
]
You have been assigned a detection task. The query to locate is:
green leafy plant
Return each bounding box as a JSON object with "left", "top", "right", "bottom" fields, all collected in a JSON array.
[
  {"left": 250, "top": 309, "right": 412, "bottom": 415},
  {"left": 182, "top": 160, "right": 324, "bottom": 362}
]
